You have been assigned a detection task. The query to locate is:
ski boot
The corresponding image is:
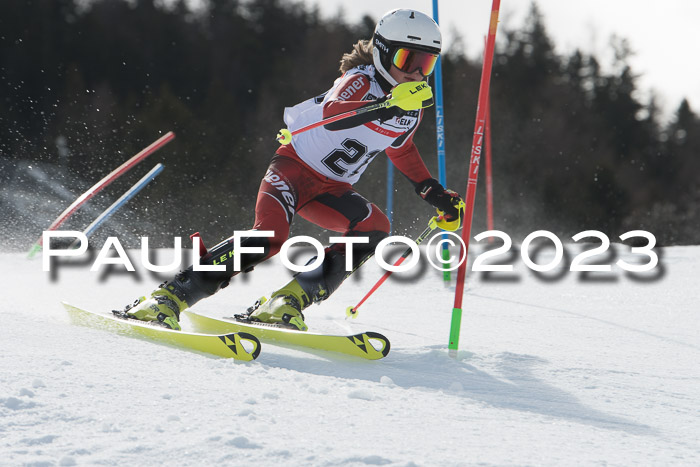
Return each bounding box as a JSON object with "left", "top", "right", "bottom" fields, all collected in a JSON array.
[
  {"left": 239, "top": 278, "right": 315, "bottom": 331},
  {"left": 114, "top": 281, "right": 189, "bottom": 331}
]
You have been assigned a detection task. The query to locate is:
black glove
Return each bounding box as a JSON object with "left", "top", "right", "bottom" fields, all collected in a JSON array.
[{"left": 415, "top": 178, "right": 463, "bottom": 220}]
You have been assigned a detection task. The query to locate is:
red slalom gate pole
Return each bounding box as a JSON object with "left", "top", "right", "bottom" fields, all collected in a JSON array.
[
  {"left": 485, "top": 81, "right": 495, "bottom": 236},
  {"left": 27, "top": 131, "right": 175, "bottom": 258},
  {"left": 448, "top": 0, "right": 501, "bottom": 357}
]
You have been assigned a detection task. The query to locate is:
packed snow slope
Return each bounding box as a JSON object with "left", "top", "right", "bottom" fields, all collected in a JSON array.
[{"left": 1, "top": 244, "right": 699, "bottom": 466}]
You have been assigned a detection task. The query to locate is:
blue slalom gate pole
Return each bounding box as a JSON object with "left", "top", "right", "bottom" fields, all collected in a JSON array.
[
  {"left": 433, "top": 0, "right": 451, "bottom": 283},
  {"left": 386, "top": 159, "right": 395, "bottom": 234},
  {"left": 72, "top": 163, "right": 164, "bottom": 246}
]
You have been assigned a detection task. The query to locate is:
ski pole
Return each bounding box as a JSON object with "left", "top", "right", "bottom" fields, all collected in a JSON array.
[
  {"left": 345, "top": 215, "right": 442, "bottom": 319},
  {"left": 276, "top": 101, "right": 391, "bottom": 145},
  {"left": 276, "top": 82, "right": 433, "bottom": 145}
]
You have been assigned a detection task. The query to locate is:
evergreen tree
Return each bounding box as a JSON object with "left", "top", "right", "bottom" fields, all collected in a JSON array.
[{"left": 0, "top": 0, "right": 699, "bottom": 246}]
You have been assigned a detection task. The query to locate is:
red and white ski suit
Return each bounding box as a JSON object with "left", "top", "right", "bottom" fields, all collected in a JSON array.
[{"left": 254, "top": 65, "right": 433, "bottom": 258}]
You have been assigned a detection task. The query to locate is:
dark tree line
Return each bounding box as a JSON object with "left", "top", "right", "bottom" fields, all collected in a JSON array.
[{"left": 0, "top": 0, "right": 698, "bottom": 249}]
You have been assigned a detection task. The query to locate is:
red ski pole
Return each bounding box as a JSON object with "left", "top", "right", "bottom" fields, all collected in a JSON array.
[
  {"left": 346, "top": 215, "right": 442, "bottom": 319},
  {"left": 449, "top": 0, "right": 501, "bottom": 357},
  {"left": 276, "top": 101, "right": 391, "bottom": 145}
]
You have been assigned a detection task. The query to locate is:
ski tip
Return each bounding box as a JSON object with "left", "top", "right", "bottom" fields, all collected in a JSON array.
[
  {"left": 218, "top": 332, "right": 262, "bottom": 361},
  {"left": 365, "top": 331, "right": 391, "bottom": 358},
  {"left": 236, "top": 332, "right": 262, "bottom": 361},
  {"left": 347, "top": 332, "right": 391, "bottom": 359}
]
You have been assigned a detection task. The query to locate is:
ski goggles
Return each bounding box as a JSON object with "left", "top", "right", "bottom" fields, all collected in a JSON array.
[{"left": 392, "top": 48, "right": 439, "bottom": 76}]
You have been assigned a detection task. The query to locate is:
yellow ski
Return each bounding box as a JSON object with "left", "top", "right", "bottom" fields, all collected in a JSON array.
[
  {"left": 183, "top": 310, "right": 390, "bottom": 360},
  {"left": 63, "top": 303, "right": 261, "bottom": 361}
]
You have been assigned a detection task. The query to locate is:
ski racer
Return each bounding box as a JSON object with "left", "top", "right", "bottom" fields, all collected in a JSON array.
[{"left": 117, "top": 8, "right": 464, "bottom": 331}]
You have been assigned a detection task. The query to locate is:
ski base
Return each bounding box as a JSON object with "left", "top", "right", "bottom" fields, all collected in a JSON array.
[
  {"left": 183, "top": 310, "right": 390, "bottom": 360},
  {"left": 63, "top": 302, "right": 261, "bottom": 361}
]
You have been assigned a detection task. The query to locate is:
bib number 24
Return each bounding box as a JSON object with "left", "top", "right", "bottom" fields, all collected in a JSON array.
[{"left": 322, "top": 138, "right": 379, "bottom": 177}]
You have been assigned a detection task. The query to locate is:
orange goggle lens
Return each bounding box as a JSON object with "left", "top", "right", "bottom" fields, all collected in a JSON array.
[{"left": 392, "top": 48, "right": 439, "bottom": 76}]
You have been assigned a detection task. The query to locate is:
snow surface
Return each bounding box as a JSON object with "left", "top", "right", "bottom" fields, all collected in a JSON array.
[{"left": 2, "top": 244, "right": 699, "bottom": 466}]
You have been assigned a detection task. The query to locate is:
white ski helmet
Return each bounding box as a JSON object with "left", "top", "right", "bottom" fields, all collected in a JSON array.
[{"left": 372, "top": 9, "right": 442, "bottom": 87}]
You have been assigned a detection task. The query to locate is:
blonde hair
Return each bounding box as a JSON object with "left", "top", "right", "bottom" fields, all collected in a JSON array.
[{"left": 339, "top": 40, "right": 374, "bottom": 73}]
